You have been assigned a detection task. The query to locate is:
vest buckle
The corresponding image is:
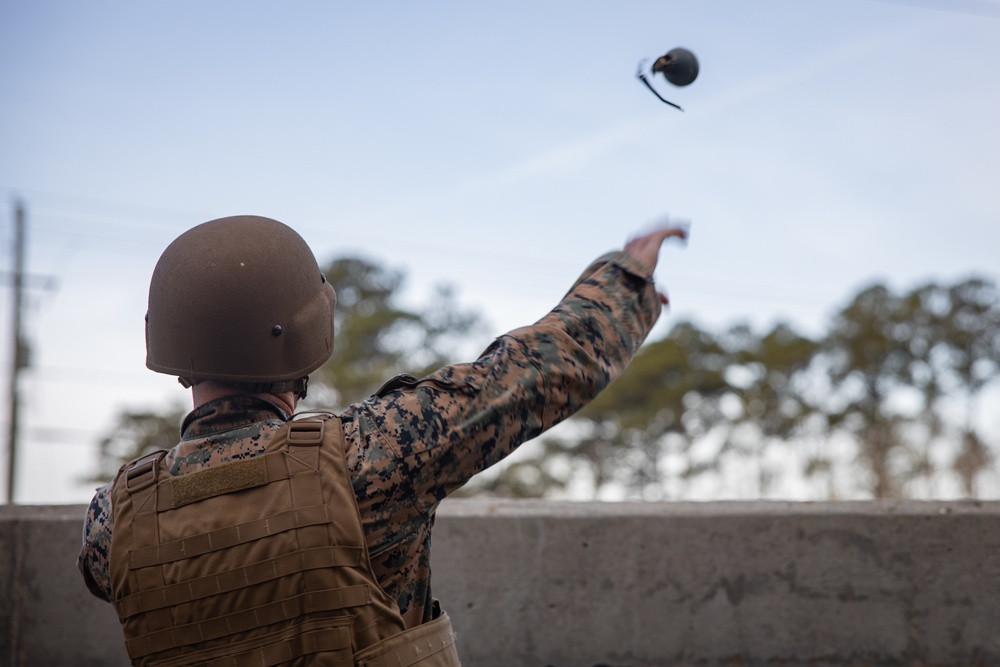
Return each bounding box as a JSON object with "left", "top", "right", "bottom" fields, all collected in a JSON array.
[
  {"left": 125, "top": 453, "right": 162, "bottom": 493},
  {"left": 288, "top": 419, "right": 325, "bottom": 446}
]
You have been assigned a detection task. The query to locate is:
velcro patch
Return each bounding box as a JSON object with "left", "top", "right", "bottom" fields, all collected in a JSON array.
[{"left": 169, "top": 457, "right": 268, "bottom": 508}]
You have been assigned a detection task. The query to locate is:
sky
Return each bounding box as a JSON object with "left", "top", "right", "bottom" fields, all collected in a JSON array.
[{"left": 1, "top": 0, "right": 998, "bottom": 503}]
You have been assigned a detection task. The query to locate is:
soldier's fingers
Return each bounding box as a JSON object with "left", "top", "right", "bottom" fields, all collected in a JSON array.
[
  {"left": 627, "top": 226, "right": 687, "bottom": 250},
  {"left": 625, "top": 226, "right": 688, "bottom": 271},
  {"left": 651, "top": 226, "right": 688, "bottom": 243}
]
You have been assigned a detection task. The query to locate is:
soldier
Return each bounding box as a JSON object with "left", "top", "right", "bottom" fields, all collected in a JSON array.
[{"left": 78, "top": 215, "right": 687, "bottom": 666}]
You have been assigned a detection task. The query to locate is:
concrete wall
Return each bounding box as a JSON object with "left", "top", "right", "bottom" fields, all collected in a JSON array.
[{"left": 2, "top": 500, "right": 999, "bottom": 667}]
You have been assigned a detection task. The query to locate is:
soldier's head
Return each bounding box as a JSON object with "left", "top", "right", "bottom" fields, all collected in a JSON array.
[{"left": 145, "top": 215, "right": 337, "bottom": 400}]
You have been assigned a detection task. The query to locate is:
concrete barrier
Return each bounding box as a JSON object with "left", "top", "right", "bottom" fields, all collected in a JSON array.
[{"left": 2, "top": 500, "right": 999, "bottom": 666}]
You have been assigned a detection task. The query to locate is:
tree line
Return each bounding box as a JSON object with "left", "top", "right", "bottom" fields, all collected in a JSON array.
[
  {"left": 91, "top": 258, "right": 1000, "bottom": 501},
  {"left": 471, "top": 276, "right": 1000, "bottom": 500}
]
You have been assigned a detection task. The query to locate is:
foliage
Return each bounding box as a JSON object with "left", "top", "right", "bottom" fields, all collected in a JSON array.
[
  {"left": 822, "top": 283, "right": 916, "bottom": 497},
  {"left": 819, "top": 277, "right": 1000, "bottom": 497},
  {"left": 720, "top": 322, "right": 821, "bottom": 495},
  {"left": 471, "top": 276, "right": 1000, "bottom": 501},
  {"left": 86, "top": 404, "right": 187, "bottom": 484},
  {"left": 309, "top": 256, "right": 484, "bottom": 409}
]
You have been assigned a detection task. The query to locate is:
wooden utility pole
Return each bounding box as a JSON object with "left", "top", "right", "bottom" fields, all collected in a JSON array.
[{"left": 6, "top": 200, "right": 26, "bottom": 504}]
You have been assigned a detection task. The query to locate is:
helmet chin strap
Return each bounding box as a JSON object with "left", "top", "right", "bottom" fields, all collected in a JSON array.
[{"left": 179, "top": 376, "right": 310, "bottom": 399}]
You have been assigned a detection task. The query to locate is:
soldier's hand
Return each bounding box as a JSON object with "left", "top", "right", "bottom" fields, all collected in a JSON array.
[
  {"left": 624, "top": 224, "right": 688, "bottom": 304},
  {"left": 624, "top": 224, "right": 688, "bottom": 273}
]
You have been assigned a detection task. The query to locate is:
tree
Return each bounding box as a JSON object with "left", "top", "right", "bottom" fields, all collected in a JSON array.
[
  {"left": 721, "top": 322, "right": 820, "bottom": 496},
  {"left": 913, "top": 277, "right": 1000, "bottom": 496},
  {"left": 818, "top": 277, "right": 1000, "bottom": 498},
  {"left": 86, "top": 404, "right": 187, "bottom": 483},
  {"left": 821, "top": 284, "right": 916, "bottom": 498},
  {"left": 474, "top": 276, "right": 1000, "bottom": 501},
  {"left": 309, "top": 256, "right": 484, "bottom": 409}
]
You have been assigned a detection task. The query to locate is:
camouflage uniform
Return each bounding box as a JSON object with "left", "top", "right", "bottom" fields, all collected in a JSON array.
[{"left": 79, "top": 250, "right": 662, "bottom": 628}]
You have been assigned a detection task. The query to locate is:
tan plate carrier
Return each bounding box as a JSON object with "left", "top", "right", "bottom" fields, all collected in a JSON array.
[{"left": 108, "top": 416, "right": 461, "bottom": 666}]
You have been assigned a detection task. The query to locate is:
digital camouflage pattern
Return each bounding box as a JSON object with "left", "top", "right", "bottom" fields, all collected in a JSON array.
[{"left": 79, "top": 250, "right": 662, "bottom": 629}]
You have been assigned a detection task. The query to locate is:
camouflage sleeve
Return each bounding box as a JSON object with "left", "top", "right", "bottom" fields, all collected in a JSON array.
[
  {"left": 360, "top": 250, "right": 661, "bottom": 510},
  {"left": 77, "top": 483, "right": 115, "bottom": 602}
]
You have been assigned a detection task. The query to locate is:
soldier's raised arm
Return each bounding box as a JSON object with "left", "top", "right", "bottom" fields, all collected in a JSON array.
[{"left": 355, "top": 219, "right": 691, "bottom": 512}]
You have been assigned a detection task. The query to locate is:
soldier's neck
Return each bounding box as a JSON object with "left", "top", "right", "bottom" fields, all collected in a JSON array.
[{"left": 192, "top": 380, "right": 299, "bottom": 416}]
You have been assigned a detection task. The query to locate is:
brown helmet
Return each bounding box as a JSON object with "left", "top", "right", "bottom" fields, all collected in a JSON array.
[{"left": 145, "top": 215, "right": 336, "bottom": 395}]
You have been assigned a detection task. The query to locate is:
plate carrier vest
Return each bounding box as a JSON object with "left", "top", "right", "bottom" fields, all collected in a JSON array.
[{"left": 109, "top": 416, "right": 461, "bottom": 667}]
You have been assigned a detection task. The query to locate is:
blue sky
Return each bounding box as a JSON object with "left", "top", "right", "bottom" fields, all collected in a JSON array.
[{"left": 1, "top": 0, "right": 998, "bottom": 502}]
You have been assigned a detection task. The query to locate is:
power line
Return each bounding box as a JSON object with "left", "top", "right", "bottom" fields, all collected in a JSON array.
[
  {"left": 31, "top": 221, "right": 168, "bottom": 250},
  {"left": 27, "top": 365, "right": 157, "bottom": 388},
  {"left": 0, "top": 422, "right": 101, "bottom": 444},
  {"left": 0, "top": 185, "right": 205, "bottom": 224}
]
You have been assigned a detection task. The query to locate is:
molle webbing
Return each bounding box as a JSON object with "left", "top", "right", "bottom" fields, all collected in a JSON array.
[
  {"left": 129, "top": 504, "right": 332, "bottom": 568},
  {"left": 150, "top": 618, "right": 354, "bottom": 667},
  {"left": 116, "top": 545, "right": 363, "bottom": 618},
  {"left": 111, "top": 416, "right": 427, "bottom": 667},
  {"left": 122, "top": 450, "right": 173, "bottom": 642},
  {"left": 125, "top": 586, "right": 372, "bottom": 659},
  {"left": 201, "top": 628, "right": 350, "bottom": 667}
]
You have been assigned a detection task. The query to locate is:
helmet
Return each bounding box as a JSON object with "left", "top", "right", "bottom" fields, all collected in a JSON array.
[{"left": 145, "top": 215, "right": 336, "bottom": 394}]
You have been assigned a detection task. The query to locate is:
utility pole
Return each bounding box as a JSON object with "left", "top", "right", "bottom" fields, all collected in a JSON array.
[{"left": 6, "top": 200, "right": 26, "bottom": 504}]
